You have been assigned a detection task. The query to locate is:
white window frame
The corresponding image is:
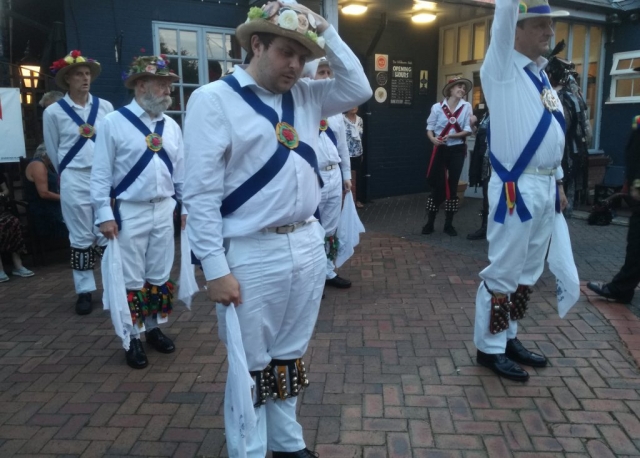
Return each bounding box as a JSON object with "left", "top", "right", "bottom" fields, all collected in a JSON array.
[
  {"left": 607, "top": 50, "right": 640, "bottom": 105},
  {"left": 152, "top": 21, "right": 243, "bottom": 125}
]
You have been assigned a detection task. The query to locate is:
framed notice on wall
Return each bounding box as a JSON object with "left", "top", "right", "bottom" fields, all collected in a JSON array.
[
  {"left": 390, "top": 58, "right": 413, "bottom": 106},
  {"left": 0, "top": 88, "right": 26, "bottom": 163}
]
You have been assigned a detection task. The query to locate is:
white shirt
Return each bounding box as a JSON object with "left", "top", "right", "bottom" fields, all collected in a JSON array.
[
  {"left": 426, "top": 99, "right": 472, "bottom": 146},
  {"left": 318, "top": 113, "right": 351, "bottom": 180},
  {"left": 481, "top": 0, "right": 564, "bottom": 180},
  {"left": 91, "top": 99, "right": 185, "bottom": 224},
  {"left": 182, "top": 26, "right": 372, "bottom": 281},
  {"left": 43, "top": 93, "right": 114, "bottom": 173}
]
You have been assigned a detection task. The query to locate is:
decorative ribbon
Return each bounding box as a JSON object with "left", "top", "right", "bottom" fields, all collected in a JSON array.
[{"left": 57, "top": 97, "right": 100, "bottom": 175}]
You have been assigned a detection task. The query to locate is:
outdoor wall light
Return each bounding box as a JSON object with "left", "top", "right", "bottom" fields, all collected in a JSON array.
[
  {"left": 412, "top": 12, "right": 437, "bottom": 23},
  {"left": 413, "top": 1, "right": 437, "bottom": 10},
  {"left": 342, "top": 2, "right": 368, "bottom": 15}
]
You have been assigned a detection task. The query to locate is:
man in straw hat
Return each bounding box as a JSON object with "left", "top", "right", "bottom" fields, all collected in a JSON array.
[
  {"left": 182, "top": 1, "right": 371, "bottom": 455},
  {"left": 91, "top": 55, "right": 186, "bottom": 369},
  {"left": 44, "top": 50, "right": 113, "bottom": 315},
  {"left": 473, "top": 0, "right": 580, "bottom": 382},
  {"left": 302, "top": 57, "right": 353, "bottom": 289},
  {"left": 422, "top": 76, "right": 473, "bottom": 236}
]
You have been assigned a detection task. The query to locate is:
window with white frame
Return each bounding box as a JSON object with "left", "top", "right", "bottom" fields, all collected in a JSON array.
[
  {"left": 152, "top": 22, "right": 243, "bottom": 126},
  {"left": 608, "top": 51, "right": 640, "bottom": 104}
]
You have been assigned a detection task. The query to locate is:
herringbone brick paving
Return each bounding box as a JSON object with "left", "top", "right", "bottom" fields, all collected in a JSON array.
[{"left": 0, "top": 194, "right": 638, "bottom": 457}]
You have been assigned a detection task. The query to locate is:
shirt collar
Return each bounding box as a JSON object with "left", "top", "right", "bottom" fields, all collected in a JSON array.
[
  {"left": 232, "top": 65, "right": 289, "bottom": 96},
  {"left": 513, "top": 50, "right": 549, "bottom": 74},
  {"left": 127, "top": 98, "right": 165, "bottom": 122},
  {"left": 63, "top": 93, "right": 93, "bottom": 109}
]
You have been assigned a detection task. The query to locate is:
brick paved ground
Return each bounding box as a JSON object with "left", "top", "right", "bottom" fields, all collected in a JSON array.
[{"left": 0, "top": 193, "right": 639, "bottom": 457}]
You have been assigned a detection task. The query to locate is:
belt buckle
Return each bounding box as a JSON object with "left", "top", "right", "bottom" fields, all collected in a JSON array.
[
  {"left": 275, "top": 224, "right": 296, "bottom": 234},
  {"left": 149, "top": 197, "right": 163, "bottom": 203}
]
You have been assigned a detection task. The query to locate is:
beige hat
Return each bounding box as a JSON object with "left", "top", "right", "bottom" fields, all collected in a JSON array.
[
  {"left": 123, "top": 55, "right": 179, "bottom": 89},
  {"left": 236, "top": 1, "right": 326, "bottom": 60},
  {"left": 518, "top": 0, "right": 569, "bottom": 21},
  {"left": 442, "top": 77, "right": 472, "bottom": 98},
  {"left": 50, "top": 50, "right": 101, "bottom": 91}
]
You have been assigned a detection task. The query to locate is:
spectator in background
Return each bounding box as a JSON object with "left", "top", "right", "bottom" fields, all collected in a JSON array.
[
  {"left": 0, "top": 173, "right": 34, "bottom": 282},
  {"left": 344, "top": 106, "right": 364, "bottom": 208},
  {"left": 39, "top": 91, "right": 64, "bottom": 109},
  {"left": 24, "top": 144, "right": 68, "bottom": 239}
]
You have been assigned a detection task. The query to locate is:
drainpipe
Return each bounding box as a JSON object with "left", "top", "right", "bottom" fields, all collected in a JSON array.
[{"left": 323, "top": 0, "right": 339, "bottom": 32}]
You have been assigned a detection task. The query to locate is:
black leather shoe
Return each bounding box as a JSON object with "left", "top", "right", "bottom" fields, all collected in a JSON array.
[
  {"left": 325, "top": 276, "right": 351, "bottom": 289},
  {"left": 145, "top": 328, "right": 176, "bottom": 354},
  {"left": 421, "top": 223, "right": 434, "bottom": 235},
  {"left": 443, "top": 225, "right": 458, "bottom": 236},
  {"left": 587, "top": 281, "right": 633, "bottom": 304},
  {"left": 505, "top": 338, "right": 547, "bottom": 368},
  {"left": 477, "top": 350, "right": 529, "bottom": 382},
  {"left": 126, "top": 338, "right": 148, "bottom": 369},
  {"left": 272, "top": 449, "right": 319, "bottom": 458},
  {"left": 467, "top": 227, "right": 487, "bottom": 240},
  {"left": 75, "top": 292, "right": 92, "bottom": 315}
]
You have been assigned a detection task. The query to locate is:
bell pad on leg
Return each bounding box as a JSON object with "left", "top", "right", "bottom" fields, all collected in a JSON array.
[
  {"left": 250, "top": 367, "right": 273, "bottom": 408},
  {"left": 510, "top": 285, "right": 532, "bottom": 321},
  {"left": 266, "top": 358, "right": 310, "bottom": 401},
  {"left": 444, "top": 197, "right": 460, "bottom": 213},
  {"left": 485, "top": 283, "right": 510, "bottom": 335},
  {"left": 425, "top": 197, "right": 439, "bottom": 212},
  {"left": 70, "top": 247, "right": 96, "bottom": 271}
]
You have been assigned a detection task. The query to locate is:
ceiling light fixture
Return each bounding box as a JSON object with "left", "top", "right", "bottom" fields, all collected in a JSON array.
[
  {"left": 413, "top": 1, "right": 437, "bottom": 10},
  {"left": 412, "top": 12, "right": 437, "bottom": 23},
  {"left": 342, "top": 2, "right": 368, "bottom": 15}
]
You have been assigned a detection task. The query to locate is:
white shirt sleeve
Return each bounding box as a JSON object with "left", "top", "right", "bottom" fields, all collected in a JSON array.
[
  {"left": 43, "top": 107, "right": 60, "bottom": 173},
  {"left": 336, "top": 118, "right": 351, "bottom": 180},
  {"left": 91, "top": 116, "right": 117, "bottom": 224},
  {"left": 426, "top": 103, "right": 438, "bottom": 132},
  {"left": 462, "top": 104, "right": 472, "bottom": 133},
  {"left": 183, "top": 88, "right": 232, "bottom": 281},
  {"left": 172, "top": 126, "right": 187, "bottom": 214},
  {"left": 481, "top": 0, "right": 519, "bottom": 82},
  {"left": 318, "top": 26, "right": 373, "bottom": 118}
]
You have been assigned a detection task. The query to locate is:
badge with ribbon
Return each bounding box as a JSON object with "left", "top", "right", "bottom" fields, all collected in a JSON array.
[
  {"left": 449, "top": 116, "right": 457, "bottom": 125},
  {"left": 145, "top": 133, "right": 163, "bottom": 152},
  {"left": 319, "top": 118, "right": 328, "bottom": 131},
  {"left": 78, "top": 123, "right": 95, "bottom": 138},
  {"left": 276, "top": 122, "right": 299, "bottom": 150},
  {"left": 541, "top": 88, "right": 559, "bottom": 112}
]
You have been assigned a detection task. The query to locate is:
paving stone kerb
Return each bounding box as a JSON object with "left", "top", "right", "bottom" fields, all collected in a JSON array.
[{"left": 0, "top": 193, "right": 639, "bottom": 457}]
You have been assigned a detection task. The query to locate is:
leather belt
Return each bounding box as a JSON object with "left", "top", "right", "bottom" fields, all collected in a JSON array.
[
  {"left": 149, "top": 197, "right": 167, "bottom": 203},
  {"left": 322, "top": 164, "right": 338, "bottom": 171},
  {"left": 263, "top": 221, "right": 309, "bottom": 234},
  {"left": 522, "top": 167, "right": 557, "bottom": 176}
]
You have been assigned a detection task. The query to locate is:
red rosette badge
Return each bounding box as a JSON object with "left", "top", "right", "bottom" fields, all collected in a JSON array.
[
  {"left": 78, "top": 123, "right": 95, "bottom": 138},
  {"left": 319, "top": 118, "right": 328, "bottom": 131},
  {"left": 146, "top": 133, "right": 163, "bottom": 152},
  {"left": 276, "top": 122, "right": 299, "bottom": 150}
]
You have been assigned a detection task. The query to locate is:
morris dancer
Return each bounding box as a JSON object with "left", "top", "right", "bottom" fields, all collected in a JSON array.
[
  {"left": 423, "top": 77, "right": 472, "bottom": 236},
  {"left": 183, "top": 1, "right": 371, "bottom": 455},
  {"left": 305, "top": 58, "right": 353, "bottom": 289},
  {"left": 44, "top": 50, "right": 113, "bottom": 315},
  {"left": 474, "top": 0, "right": 577, "bottom": 382},
  {"left": 91, "top": 55, "right": 185, "bottom": 369}
]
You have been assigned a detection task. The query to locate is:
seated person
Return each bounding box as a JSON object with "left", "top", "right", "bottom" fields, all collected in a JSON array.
[
  {"left": 0, "top": 173, "right": 34, "bottom": 281},
  {"left": 24, "top": 144, "right": 68, "bottom": 239}
]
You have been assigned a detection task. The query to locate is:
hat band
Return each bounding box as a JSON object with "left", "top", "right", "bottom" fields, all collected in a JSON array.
[{"left": 526, "top": 5, "right": 552, "bottom": 14}]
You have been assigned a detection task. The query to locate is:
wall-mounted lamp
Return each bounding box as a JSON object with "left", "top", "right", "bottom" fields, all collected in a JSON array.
[
  {"left": 342, "top": 2, "right": 368, "bottom": 15},
  {"left": 413, "top": 1, "right": 437, "bottom": 10},
  {"left": 606, "top": 13, "right": 622, "bottom": 25},
  {"left": 19, "top": 41, "right": 41, "bottom": 105},
  {"left": 412, "top": 12, "right": 437, "bottom": 24}
]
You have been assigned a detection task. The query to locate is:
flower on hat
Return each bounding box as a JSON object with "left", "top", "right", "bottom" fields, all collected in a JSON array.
[
  {"left": 518, "top": 1, "right": 528, "bottom": 13},
  {"left": 50, "top": 50, "right": 99, "bottom": 75},
  {"left": 248, "top": 6, "right": 268, "bottom": 20},
  {"left": 70, "top": 50, "right": 81, "bottom": 58},
  {"left": 278, "top": 9, "right": 299, "bottom": 31},
  {"left": 297, "top": 13, "right": 309, "bottom": 34},
  {"left": 316, "top": 37, "right": 325, "bottom": 49}
]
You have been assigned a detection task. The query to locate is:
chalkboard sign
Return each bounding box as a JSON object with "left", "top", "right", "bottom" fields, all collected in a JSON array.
[{"left": 390, "top": 58, "right": 413, "bottom": 106}]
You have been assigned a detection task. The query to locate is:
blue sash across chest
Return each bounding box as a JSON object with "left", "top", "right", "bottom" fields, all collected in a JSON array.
[
  {"left": 219, "top": 75, "right": 323, "bottom": 218},
  {"left": 57, "top": 97, "right": 100, "bottom": 175},
  {"left": 321, "top": 124, "right": 338, "bottom": 148},
  {"left": 488, "top": 69, "right": 566, "bottom": 224}
]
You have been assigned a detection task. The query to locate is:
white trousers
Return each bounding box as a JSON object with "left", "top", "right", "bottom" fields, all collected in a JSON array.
[
  {"left": 474, "top": 174, "right": 556, "bottom": 354},
  {"left": 216, "top": 221, "right": 325, "bottom": 455},
  {"left": 319, "top": 167, "right": 343, "bottom": 280},
  {"left": 60, "top": 168, "right": 107, "bottom": 294}
]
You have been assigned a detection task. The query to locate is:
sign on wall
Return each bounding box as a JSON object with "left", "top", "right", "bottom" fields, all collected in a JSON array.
[
  {"left": 0, "top": 88, "right": 26, "bottom": 163},
  {"left": 390, "top": 58, "right": 413, "bottom": 106},
  {"left": 375, "top": 54, "right": 389, "bottom": 72}
]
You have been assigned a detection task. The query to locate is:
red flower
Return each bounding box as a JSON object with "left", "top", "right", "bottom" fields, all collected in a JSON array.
[
  {"left": 152, "top": 137, "right": 161, "bottom": 146},
  {"left": 320, "top": 119, "right": 327, "bottom": 127},
  {"left": 83, "top": 126, "right": 91, "bottom": 135},
  {"left": 160, "top": 54, "right": 167, "bottom": 60},
  {"left": 70, "top": 50, "right": 81, "bottom": 58},
  {"left": 282, "top": 129, "right": 294, "bottom": 142}
]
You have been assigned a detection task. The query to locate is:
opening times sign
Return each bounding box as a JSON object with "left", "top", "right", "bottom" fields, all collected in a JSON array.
[{"left": 390, "top": 58, "right": 413, "bottom": 107}]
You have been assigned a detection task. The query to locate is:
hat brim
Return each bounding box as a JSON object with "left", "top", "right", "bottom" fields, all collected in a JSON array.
[
  {"left": 54, "top": 61, "right": 101, "bottom": 91},
  {"left": 236, "top": 20, "right": 326, "bottom": 60},
  {"left": 442, "top": 78, "right": 473, "bottom": 98},
  {"left": 124, "top": 72, "right": 180, "bottom": 90},
  {"left": 518, "top": 10, "right": 570, "bottom": 20}
]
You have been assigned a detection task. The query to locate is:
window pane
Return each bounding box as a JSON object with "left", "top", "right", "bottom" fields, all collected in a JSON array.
[
  {"left": 616, "top": 78, "right": 633, "bottom": 98},
  {"left": 208, "top": 60, "right": 223, "bottom": 82},
  {"left": 554, "top": 22, "right": 569, "bottom": 58},
  {"left": 179, "top": 30, "right": 198, "bottom": 56},
  {"left": 181, "top": 58, "right": 199, "bottom": 84},
  {"left": 473, "top": 23, "right": 486, "bottom": 60},
  {"left": 633, "top": 78, "right": 640, "bottom": 97},
  {"left": 586, "top": 25, "right": 602, "bottom": 147},
  {"left": 617, "top": 58, "right": 633, "bottom": 71},
  {"left": 634, "top": 58, "right": 640, "bottom": 69},
  {"left": 207, "top": 33, "right": 225, "bottom": 60},
  {"left": 443, "top": 28, "right": 455, "bottom": 65},
  {"left": 571, "top": 25, "right": 586, "bottom": 77},
  {"left": 183, "top": 86, "right": 198, "bottom": 110},
  {"left": 228, "top": 35, "right": 243, "bottom": 60},
  {"left": 458, "top": 25, "right": 471, "bottom": 62},
  {"left": 159, "top": 29, "right": 178, "bottom": 55}
]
